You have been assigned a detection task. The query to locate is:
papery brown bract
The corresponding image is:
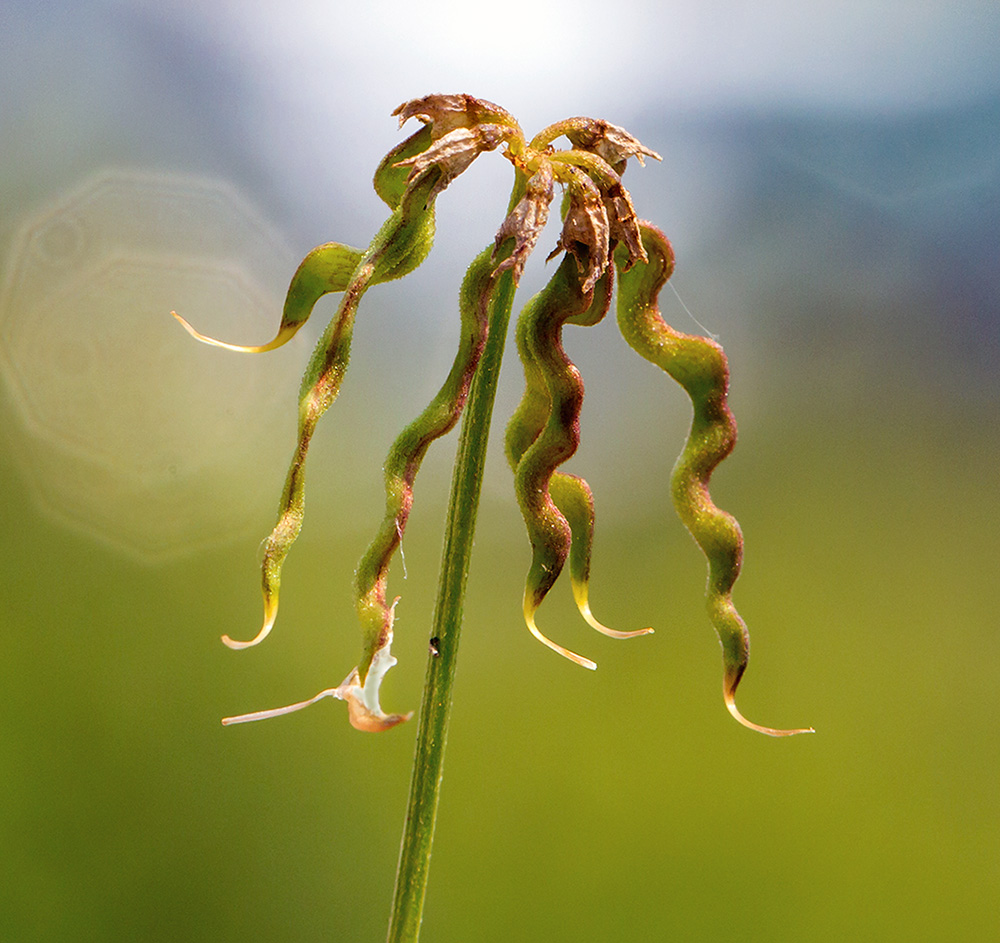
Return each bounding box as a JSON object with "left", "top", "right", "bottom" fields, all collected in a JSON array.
[
  {"left": 565, "top": 118, "right": 662, "bottom": 169},
  {"left": 394, "top": 124, "right": 512, "bottom": 200},
  {"left": 393, "top": 93, "right": 520, "bottom": 138},
  {"left": 547, "top": 167, "right": 609, "bottom": 294},
  {"left": 493, "top": 162, "right": 555, "bottom": 285}
]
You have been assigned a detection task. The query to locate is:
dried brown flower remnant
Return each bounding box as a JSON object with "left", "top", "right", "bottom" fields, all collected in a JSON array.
[
  {"left": 493, "top": 162, "right": 555, "bottom": 284},
  {"left": 551, "top": 147, "right": 647, "bottom": 271},
  {"left": 603, "top": 180, "right": 646, "bottom": 270},
  {"left": 565, "top": 118, "right": 662, "bottom": 169},
  {"left": 393, "top": 94, "right": 521, "bottom": 139},
  {"left": 394, "top": 124, "right": 512, "bottom": 199},
  {"left": 547, "top": 166, "right": 610, "bottom": 294}
]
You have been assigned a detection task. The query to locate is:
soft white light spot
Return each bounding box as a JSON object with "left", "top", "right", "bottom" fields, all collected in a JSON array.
[{"left": 0, "top": 170, "right": 304, "bottom": 561}]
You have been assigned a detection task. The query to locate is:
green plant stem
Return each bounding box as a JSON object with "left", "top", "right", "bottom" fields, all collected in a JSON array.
[{"left": 386, "top": 269, "right": 517, "bottom": 943}]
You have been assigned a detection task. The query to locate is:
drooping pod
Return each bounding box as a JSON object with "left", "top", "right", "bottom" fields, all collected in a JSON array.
[
  {"left": 172, "top": 242, "right": 364, "bottom": 353},
  {"left": 505, "top": 255, "right": 652, "bottom": 669},
  {"left": 615, "top": 222, "right": 813, "bottom": 737},
  {"left": 507, "top": 256, "right": 593, "bottom": 667},
  {"left": 172, "top": 121, "right": 436, "bottom": 354},
  {"left": 552, "top": 272, "right": 651, "bottom": 640},
  {"left": 506, "top": 266, "right": 651, "bottom": 661},
  {"left": 216, "top": 167, "right": 443, "bottom": 651},
  {"left": 353, "top": 246, "right": 499, "bottom": 685}
]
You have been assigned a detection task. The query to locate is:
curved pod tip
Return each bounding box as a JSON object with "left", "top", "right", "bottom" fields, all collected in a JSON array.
[
  {"left": 524, "top": 596, "right": 598, "bottom": 671},
  {"left": 576, "top": 597, "right": 654, "bottom": 640},
  {"left": 221, "top": 596, "right": 278, "bottom": 650},
  {"left": 724, "top": 690, "right": 814, "bottom": 738},
  {"left": 171, "top": 310, "right": 298, "bottom": 353}
]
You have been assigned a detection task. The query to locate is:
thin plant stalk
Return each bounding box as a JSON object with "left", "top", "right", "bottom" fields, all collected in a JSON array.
[{"left": 386, "top": 270, "right": 517, "bottom": 943}]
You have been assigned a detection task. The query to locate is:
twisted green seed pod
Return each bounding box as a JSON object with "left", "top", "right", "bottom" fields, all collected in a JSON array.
[
  {"left": 172, "top": 242, "right": 364, "bottom": 353},
  {"left": 615, "top": 222, "right": 812, "bottom": 737},
  {"left": 353, "top": 246, "right": 497, "bottom": 683},
  {"left": 176, "top": 154, "right": 441, "bottom": 650},
  {"left": 506, "top": 256, "right": 651, "bottom": 669},
  {"left": 231, "top": 170, "right": 442, "bottom": 650},
  {"left": 507, "top": 266, "right": 651, "bottom": 655}
]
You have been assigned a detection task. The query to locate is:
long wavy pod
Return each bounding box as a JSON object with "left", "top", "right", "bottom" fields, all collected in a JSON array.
[
  {"left": 506, "top": 270, "right": 650, "bottom": 644},
  {"left": 353, "top": 246, "right": 497, "bottom": 681},
  {"left": 507, "top": 255, "right": 644, "bottom": 669},
  {"left": 508, "top": 256, "right": 590, "bottom": 666},
  {"left": 615, "top": 222, "right": 812, "bottom": 736},
  {"left": 222, "top": 170, "right": 442, "bottom": 650}
]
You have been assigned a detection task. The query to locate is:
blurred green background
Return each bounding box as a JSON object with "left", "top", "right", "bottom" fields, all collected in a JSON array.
[{"left": 2, "top": 2, "right": 998, "bottom": 940}]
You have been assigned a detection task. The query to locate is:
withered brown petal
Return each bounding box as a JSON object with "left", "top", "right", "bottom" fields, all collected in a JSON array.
[
  {"left": 549, "top": 169, "right": 610, "bottom": 294},
  {"left": 493, "top": 162, "right": 555, "bottom": 284},
  {"left": 392, "top": 94, "right": 519, "bottom": 139},
  {"left": 394, "top": 124, "right": 509, "bottom": 199},
  {"left": 604, "top": 181, "right": 647, "bottom": 270},
  {"left": 566, "top": 119, "right": 661, "bottom": 168}
]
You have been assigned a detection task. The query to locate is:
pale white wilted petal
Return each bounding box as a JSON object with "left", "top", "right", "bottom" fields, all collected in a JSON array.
[
  {"left": 493, "top": 162, "right": 555, "bottom": 284},
  {"left": 221, "top": 634, "right": 411, "bottom": 732}
]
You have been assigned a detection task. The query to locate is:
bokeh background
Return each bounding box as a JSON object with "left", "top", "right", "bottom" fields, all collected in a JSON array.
[{"left": 2, "top": 1, "right": 998, "bottom": 940}]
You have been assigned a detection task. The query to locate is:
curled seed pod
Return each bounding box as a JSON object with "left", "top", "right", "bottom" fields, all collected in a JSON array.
[
  {"left": 172, "top": 241, "right": 364, "bottom": 353},
  {"left": 508, "top": 256, "right": 592, "bottom": 667},
  {"left": 353, "top": 246, "right": 497, "bottom": 685},
  {"left": 177, "top": 116, "right": 439, "bottom": 353},
  {"left": 172, "top": 238, "right": 366, "bottom": 650},
  {"left": 507, "top": 268, "right": 651, "bottom": 645},
  {"left": 547, "top": 472, "right": 652, "bottom": 641},
  {"left": 508, "top": 256, "right": 651, "bottom": 669},
  {"left": 220, "top": 170, "right": 442, "bottom": 650},
  {"left": 615, "top": 222, "right": 813, "bottom": 737},
  {"left": 555, "top": 268, "right": 647, "bottom": 640}
]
